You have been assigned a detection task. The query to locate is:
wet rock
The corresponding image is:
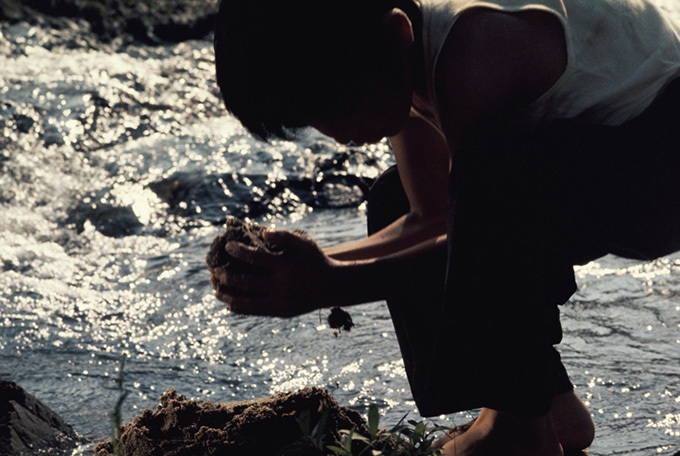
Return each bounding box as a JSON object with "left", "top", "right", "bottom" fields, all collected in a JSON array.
[
  {"left": 13, "top": 114, "right": 35, "bottom": 134},
  {"left": 68, "top": 190, "right": 144, "bottom": 238},
  {"left": 94, "top": 387, "right": 368, "bottom": 456},
  {"left": 88, "top": 204, "right": 144, "bottom": 237},
  {"left": 41, "top": 122, "right": 64, "bottom": 147},
  {"left": 313, "top": 173, "right": 370, "bottom": 209},
  {"left": 149, "top": 172, "right": 310, "bottom": 223},
  {"left": 0, "top": 379, "right": 80, "bottom": 455}
]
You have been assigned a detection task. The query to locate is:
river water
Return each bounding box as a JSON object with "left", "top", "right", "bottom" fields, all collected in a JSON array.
[{"left": 1, "top": 4, "right": 679, "bottom": 455}]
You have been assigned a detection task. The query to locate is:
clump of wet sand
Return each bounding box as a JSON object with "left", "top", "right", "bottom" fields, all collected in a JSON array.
[
  {"left": 206, "top": 217, "right": 278, "bottom": 278},
  {"left": 94, "top": 387, "right": 368, "bottom": 456}
]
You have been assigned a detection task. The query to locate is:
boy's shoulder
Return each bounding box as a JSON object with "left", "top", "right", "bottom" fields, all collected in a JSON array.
[{"left": 433, "top": 8, "right": 567, "bottom": 143}]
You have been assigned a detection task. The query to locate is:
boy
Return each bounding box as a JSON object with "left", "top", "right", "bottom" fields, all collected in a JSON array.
[{"left": 210, "top": 0, "right": 680, "bottom": 454}]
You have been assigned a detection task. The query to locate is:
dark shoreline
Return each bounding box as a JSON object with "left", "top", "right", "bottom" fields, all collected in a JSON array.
[{"left": 0, "top": 0, "right": 218, "bottom": 44}]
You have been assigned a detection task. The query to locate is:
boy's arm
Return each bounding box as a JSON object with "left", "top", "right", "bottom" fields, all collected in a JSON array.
[
  {"left": 323, "top": 8, "right": 567, "bottom": 262},
  {"left": 324, "top": 111, "right": 450, "bottom": 261},
  {"left": 215, "top": 114, "right": 450, "bottom": 317},
  {"left": 214, "top": 229, "right": 447, "bottom": 317}
]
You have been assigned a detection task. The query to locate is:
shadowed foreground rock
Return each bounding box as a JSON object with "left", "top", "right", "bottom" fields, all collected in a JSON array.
[
  {"left": 95, "top": 387, "right": 369, "bottom": 456},
  {"left": 0, "top": 379, "right": 80, "bottom": 455}
]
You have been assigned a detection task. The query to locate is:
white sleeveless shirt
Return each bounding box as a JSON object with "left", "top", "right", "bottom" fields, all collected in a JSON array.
[{"left": 420, "top": 0, "right": 680, "bottom": 128}]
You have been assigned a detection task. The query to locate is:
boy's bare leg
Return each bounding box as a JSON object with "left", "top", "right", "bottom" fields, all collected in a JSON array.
[
  {"left": 434, "top": 390, "right": 594, "bottom": 452},
  {"left": 437, "top": 408, "right": 563, "bottom": 456}
]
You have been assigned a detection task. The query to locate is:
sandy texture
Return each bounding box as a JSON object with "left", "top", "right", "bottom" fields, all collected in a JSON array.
[
  {"left": 206, "top": 217, "right": 277, "bottom": 272},
  {"left": 0, "top": 379, "right": 80, "bottom": 455},
  {"left": 206, "top": 218, "right": 279, "bottom": 298},
  {"left": 94, "top": 387, "right": 369, "bottom": 456}
]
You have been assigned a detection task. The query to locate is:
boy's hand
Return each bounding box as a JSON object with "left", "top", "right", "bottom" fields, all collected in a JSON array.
[{"left": 210, "top": 229, "right": 333, "bottom": 317}]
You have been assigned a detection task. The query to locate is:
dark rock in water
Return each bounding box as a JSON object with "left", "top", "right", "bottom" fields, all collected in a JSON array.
[
  {"left": 68, "top": 191, "right": 144, "bottom": 238},
  {"left": 13, "top": 114, "right": 35, "bottom": 134},
  {"left": 0, "top": 379, "right": 80, "bottom": 455},
  {"left": 313, "top": 173, "right": 370, "bottom": 209},
  {"left": 149, "top": 171, "right": 314, "bottom": 224},
  {"left": 94, "top": 387, "right": 369, "bottom": 456},
  {"left": 88, "top": 204, "right": 144, "bottom": 237}
]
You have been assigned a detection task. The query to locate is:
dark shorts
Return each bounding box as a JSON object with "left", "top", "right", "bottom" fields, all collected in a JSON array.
[{"left": 368, "top": 77, "right": 680, "bottom": 416}]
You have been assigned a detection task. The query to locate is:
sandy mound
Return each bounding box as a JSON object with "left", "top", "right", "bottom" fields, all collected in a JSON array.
[{"left": 94, "top": 387, "right": 368, "bottom": 456}]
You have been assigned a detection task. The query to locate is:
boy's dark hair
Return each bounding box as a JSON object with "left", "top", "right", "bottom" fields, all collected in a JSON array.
[{"left": 214, "top": 0, "right": 401, "bottom": 140}]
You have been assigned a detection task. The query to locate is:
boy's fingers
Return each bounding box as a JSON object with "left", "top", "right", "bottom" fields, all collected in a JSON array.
[
  {"left": 222, "top": 295, "right": 283, "bottom": 317},
  {"left": 225, "top": 241, "right": 280, "bottom": 268},
  {"left": 220, "top": 271, "right": 270, "bottom": 293},
  {"left": 220, "top": 294, "right": 257, "bottom": 314},
  {"left": 432, "top": 420, "right": 475, "bottom": 448},
  {"left": 263, "top": 229, "right": 314, "bottom": 252}
]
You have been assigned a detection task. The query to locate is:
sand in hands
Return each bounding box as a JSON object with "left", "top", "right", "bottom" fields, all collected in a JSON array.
[{"left": 206, "top": 218, "right": 354, "bottom": 331}]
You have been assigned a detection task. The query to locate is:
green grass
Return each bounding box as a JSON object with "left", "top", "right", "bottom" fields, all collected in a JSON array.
[
  {"left": 302, "top": 404, "right": 451, "bottom": 456},
  {"left": 109, "top": 357, "right": 130, "bottom": 456}
]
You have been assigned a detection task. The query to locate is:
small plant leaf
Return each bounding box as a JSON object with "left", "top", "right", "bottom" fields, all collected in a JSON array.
[
  {"left": 327, "top": 445, "right": 350, "bottom": 455},
  {"left": 350, "top": 433, "right": 372, "bottom": 445},
  {"left": 413, "top": 421, "right": 426, "bottom": 441},
  {"left": 310, "top": 409, "right": 329, "bottom": 447},
  {"left": 346, "top": 428, "right": 355, "bottom": 451},
  {"left": 368, "top": 404, "right": 380, "bottom": 438}
]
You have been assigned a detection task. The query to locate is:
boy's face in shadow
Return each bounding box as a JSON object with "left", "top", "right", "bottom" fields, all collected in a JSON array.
[
  {"left": 311, "top": 8, "right": 416, "bottom": 145},
  {"left": 312, "top": 70, "right": 413, "bottom": 145}
]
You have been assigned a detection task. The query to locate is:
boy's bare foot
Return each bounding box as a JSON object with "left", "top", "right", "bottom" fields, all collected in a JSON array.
[
  {"left": 433, "top": 419, "right": 476, "bottom": 447},
  {"left": 433, "top": 391, "right": 594, "bottom": 452},
  {"left": 435, "top": 408, "right": 563, "bottom": 456}
]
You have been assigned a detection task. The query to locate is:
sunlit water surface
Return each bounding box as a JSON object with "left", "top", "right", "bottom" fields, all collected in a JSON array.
[{"left": 1, "top": 3, "right": 679, "bottom": 455}]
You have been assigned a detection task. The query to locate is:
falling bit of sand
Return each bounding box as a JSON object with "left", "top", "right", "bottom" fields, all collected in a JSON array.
[
  {"left": 94, "top": 387, "right": 369, "bottom": 456},
  {"left": 207, "top": 218, "right": 354, "bottom": 331},
  {"left": 327, "top": 306, "right": 354, "bottom": 332}
]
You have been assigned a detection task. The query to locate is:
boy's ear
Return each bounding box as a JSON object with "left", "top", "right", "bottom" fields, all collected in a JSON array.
[{"left": 382, "top": 8, "right": 414, "bottom": 49}]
